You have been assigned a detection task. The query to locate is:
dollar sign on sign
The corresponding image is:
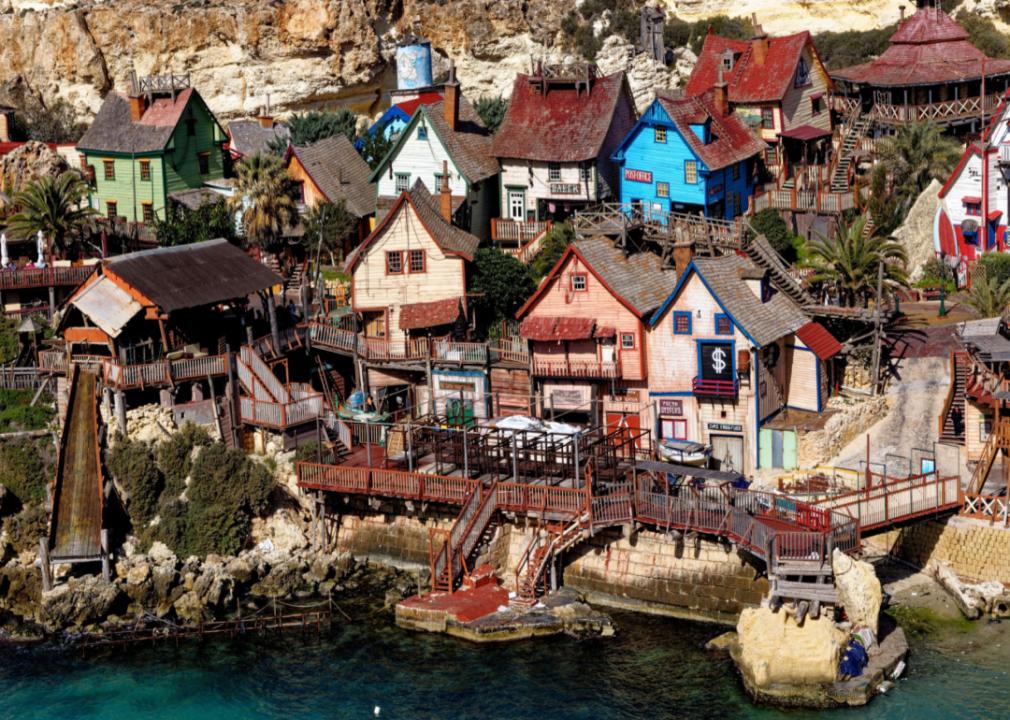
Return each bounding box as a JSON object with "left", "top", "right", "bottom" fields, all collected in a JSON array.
[{"left": 712, "top": 347, "right": 727, "bottom": 375}]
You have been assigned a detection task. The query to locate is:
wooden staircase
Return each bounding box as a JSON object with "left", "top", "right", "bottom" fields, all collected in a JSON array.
[
  {"left": 967, "top": 414, "right": 1010, "bottom": 496},
  {"left": 430, "top": 482, "right": 499, "bottom": 592},
  {"left": 768, "top": 555, "right": 838, "bottom": 622},
  {"left": 939, "top": 352, "right": 969, "bottom": 444},
  {"left": 511, "top": 515, "right": 587, "bottom": 606},
  {"left": 741, "top": 232, "right": 815, "bottom": 306},
  {"left": 830, "top": 112, "right": 871, "bottom": 193}
]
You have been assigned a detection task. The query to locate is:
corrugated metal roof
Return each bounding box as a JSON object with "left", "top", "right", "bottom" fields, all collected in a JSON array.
[
  {"left": 520, "top": 315, "right": 596, "bottom": 341},
  {"left": 399, "top": 297, "right": 462, "bottom": 329},
  {"left": 71, "top": 275, "right": 142, "bottom": 338},
  {"left": 796, "top": 321, "right": 842, "bottom": 360},
  {"left": 105, "top": 238, "right": 282, "bottom": 313}
]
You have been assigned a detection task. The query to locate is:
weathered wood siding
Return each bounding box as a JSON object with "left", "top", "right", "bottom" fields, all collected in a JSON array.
[
  {"left": 524, "top": 251, "right": 646, "bottom": 381},
  {"left": 783, "top": 337, "right": 822, "bottom": 413},
  {"left": 286, "top": 154, "right": 327, "bottom": 208},
  {"left": 780, "top": 45, "right": 832, "bottom": 134},
  {"left": 376, "top": 119, "right": 467, "bottom": 201},
  {"left": 351, "top": 205, "right": 467, "bottom": 350},
  {"left": 499, "top": 160, "right": 599, "bottom": 214},
  {"left": 489, "top": 366, "right": 532, "bottom": 416}
]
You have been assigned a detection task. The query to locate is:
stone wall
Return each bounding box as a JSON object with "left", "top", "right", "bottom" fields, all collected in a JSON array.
[
  {"left": 867, "top": 517, "right": 1010, "bottom": 584},
  {"left": 563, "top": 527, "right": 769, "bottom": 624},
  {"left": 329, "top": 498, "right": 455, "bottom": 569}
]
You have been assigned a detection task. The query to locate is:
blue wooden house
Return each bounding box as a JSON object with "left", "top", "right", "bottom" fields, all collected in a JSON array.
[{"left": 611, "top": 91, "right": 765, "bottom": 220}]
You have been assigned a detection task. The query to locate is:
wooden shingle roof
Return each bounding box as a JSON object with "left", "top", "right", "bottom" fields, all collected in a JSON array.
[
  {"left": 287, "top": 135, "right": 375, "bottom": 218},
  {"left": 78, "top": 89, "right": 199, "bottom": 154},
  {"left": 655, "top": 92, "right": 765, "bottom": 172}
]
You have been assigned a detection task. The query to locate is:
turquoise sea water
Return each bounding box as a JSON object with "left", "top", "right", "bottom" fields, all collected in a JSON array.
[{"left": 1, "top": 610, "right": 1007, "bottom": 720}]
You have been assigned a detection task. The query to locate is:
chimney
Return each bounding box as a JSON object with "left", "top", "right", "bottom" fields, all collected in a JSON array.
[
  {"left": 0, "top": 109, "right": 11, "bottom": 143},
  {"left": 258, "top": 95, "right": 274, "bottom": 128},
  {"left": 713, "top": 68, "right": 729, "bottom": 116},
  {"left": 440, "top": 160, "right": 453, "bottom": 222},
  {"left": 899, "top": 5, "right": 906, "bottom": 20},
  {"left": 673, "top": 242, "right": 695, "bottom": 277},
  {"left": 127, "top": 70, "right": 146, "bottom": 122},
  {"left": 751, "top": 13, "right": 768, "bottom": 67},
  {"left": 444, "top": 60, "right": 460, "bottom": 132}
]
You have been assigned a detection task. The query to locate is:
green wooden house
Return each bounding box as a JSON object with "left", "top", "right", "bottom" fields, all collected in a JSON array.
[{"left": 76, "top": 75, "right": 229, "bottom": 225}]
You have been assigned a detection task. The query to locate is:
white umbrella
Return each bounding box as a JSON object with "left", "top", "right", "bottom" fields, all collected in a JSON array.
[
  {"left": 0, "top": 232, "right": 7, "bottom": 267},
  {"left": 35, "top": 230, "right": 44, "bottom": 266}
]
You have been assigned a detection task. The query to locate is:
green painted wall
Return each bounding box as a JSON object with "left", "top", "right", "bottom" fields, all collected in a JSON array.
[{"left": 81, "top": 92, "right": 226, "bottom": 223}]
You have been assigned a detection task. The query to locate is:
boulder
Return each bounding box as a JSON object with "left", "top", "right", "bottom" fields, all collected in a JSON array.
[
  {"left": 193, "top": 565, "right": 234, "bottom": 610},
  {"left": 0, "top": 141, "right": 71, "bottom": 195},
  {"left": 251, "top": 507, "right": 310, "bottom": 554},
  {"left": 38, "top": 576, "right": 122, "bottom": 632},
  {"left": 148, "top": 541, "right": 178, "bottom": 567},
  {"left": 934, "top": 562, "right": 1006, "bottom": 619},
  {"left": 225, "top": 556, "right": 256, "bottom": 585},
  {"left": 893, "top": 179, "right": 941, "bottom": 282},
  {"left": 832, "top": 548, "right": 882, "bottom": 635},
  {"left": 250, "top": 557, "right": 306, "bottom": 598},
  {"left": 734, "top": 606, "right": 847, "bottom": 690},
  {"left": 173, "top": 590, "right": 209, "bottom": 623}
]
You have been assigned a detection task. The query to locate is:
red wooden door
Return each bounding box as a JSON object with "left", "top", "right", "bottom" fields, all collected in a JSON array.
[{"left": 606, "top": 412, "right": 641, "bottom": 456}]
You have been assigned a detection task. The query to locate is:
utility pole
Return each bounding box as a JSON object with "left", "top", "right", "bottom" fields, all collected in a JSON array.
[{"left": 870, "top": 261, "right": 884, "bottom": 396}]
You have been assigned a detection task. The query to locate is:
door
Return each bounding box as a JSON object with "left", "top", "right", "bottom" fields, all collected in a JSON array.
[
  {"left": 607, "top": 412, "right": 641, "bottom": 454},
  {"left": 446, "top": 398, "right": 475, "bottom": 427},
  {"left": 507, "top": 189, "right": 526, "bottom": 221},
  {"left": 600, "top": 338, "right": 616, "bottom": 364},
  {"left": 711, "top": 435, "right": 744, "bottom": 472}
]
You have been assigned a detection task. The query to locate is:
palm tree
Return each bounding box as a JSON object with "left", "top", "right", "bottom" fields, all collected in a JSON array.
[
  {"left": 965, "top": 266, "right": 1010, "bottom": 318},
  {"left": 229, "top": 153, "right": 298, "bottom": 248},
  {"left": 807, "top": 215, "right": 908, "bottom": 307},
  {"left": 875, "top": 121, "right": 962, "bottom": 213},
  {"left": 6, "top": 171, "right": 94, "bottom": 258}
]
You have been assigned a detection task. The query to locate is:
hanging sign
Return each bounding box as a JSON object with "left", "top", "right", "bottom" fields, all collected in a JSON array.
[
  {"left": 707, "top": 422, "right": 742, "bottom": 432},
  {"left": 699, "top": 341, "right": 733, "bottom": 381},
  {"left": 658, "top": 399, "right": 683, "bottom": 416},
  {"left": 550, "top": 183, "right": 582, "bottom": 195}
]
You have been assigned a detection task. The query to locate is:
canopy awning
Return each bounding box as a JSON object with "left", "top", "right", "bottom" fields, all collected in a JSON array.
[
  {"left": 71, "top": 275, "right": 142, "bottom": 338},
  {"left": 779, "top": 124, "right": 832, "bottom": 142},
  {"left": 520, "top": 316, "right": 596, "bottom": 342}
]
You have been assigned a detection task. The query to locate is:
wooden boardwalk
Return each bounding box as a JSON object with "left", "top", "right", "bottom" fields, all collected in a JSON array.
[{"left": 50, "top": 368, "right": 104, "bottom": 562}]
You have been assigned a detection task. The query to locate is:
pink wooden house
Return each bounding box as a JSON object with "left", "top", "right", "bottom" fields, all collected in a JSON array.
[{"left": 515, "top": 236, "right": 677, "bottom": 430}]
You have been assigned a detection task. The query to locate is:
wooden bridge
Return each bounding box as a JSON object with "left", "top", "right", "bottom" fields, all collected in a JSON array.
[{"left": 44, "top": 366, "right": 109, "bottom": 586}]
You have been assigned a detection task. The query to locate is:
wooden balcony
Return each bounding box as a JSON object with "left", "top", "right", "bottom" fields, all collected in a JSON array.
[
  {"left": 308, "top": 322, "right": 492, "bottom": 366},
  {"left": 692, "top": 376, "right": 739, "bottom": 399},
  {"left": 532, "top": 357, "right": 620, "bottom": 379},
  {"left": 750, "top": 185, "right": 857, "bottom": 214},
  {"left": 491, "top": 218, "right": 552, "bottom": 244},
  {"left": 0, "top": 265, "right": 94, "bottom": 291},
  {"left": 871, "top": 93, "right": 1002, "bottom": 125}
]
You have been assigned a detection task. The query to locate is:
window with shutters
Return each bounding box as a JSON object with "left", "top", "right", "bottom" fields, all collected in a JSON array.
[
  {"left": 103, "top": 160, "right": 115, "bottom": 181},
  {"left": 141, "top": 202, "right": 154, "bottom": 225},
  {"left": 139, "top": 160, "right": 151, "bottom": 181}
]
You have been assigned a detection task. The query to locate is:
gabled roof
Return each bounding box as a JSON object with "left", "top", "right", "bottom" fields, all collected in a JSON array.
[
  {"left": 492, "top": 71, "right": 635, "bottom": 162},
  {"left": 370, "top": 97, "right": 497, "bottom": 185},
  {"left": 70, "top": 275, "right": 142, "bottom": 338},
  {"left": 650, "top": 254, "right": 808, "bottom": 347},
  {"left": 104, "top": 238, "right": 282, "bottom": 313},
  {"left": 516, "top": 236, "right": 677, "bottom": 320},
  {"left": 286, "top": 135, "right": 375, "bottom": 218},
  {"left": 650, "top": 92, "right": 765, "bottom": 172},
  {"left": 686, "top": 32, "right": 821, "bottom": 104},
  {"left": 77, "top": 88, "right": 223, "bottom": 154},
  {"left": 344, "top": 181, "right": 479, "bottom": 272},
  {"left": 796, "top": 321, "right": 842, "bottom": 360},
  {"left": 832, "top": 7, "right": 1010, "bottom": 87},
  {"left": 228, "top": 119, "right": 290, "bottom": 157}
]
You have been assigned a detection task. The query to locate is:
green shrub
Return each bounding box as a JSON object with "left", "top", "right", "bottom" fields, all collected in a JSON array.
[
  {"left": 0, "top": 438, "right": 50, "bottom": 508},
  {"left": 5, "top": 504, "right": 48, "bottom": 553},
  {"left": 751, "top": 209, "right": 800, "bottom": 264},
  {"left": 0, "top": 316, "right": 18, "bottom": 365},
  {"left": 0, "top": 389, "right": 54, "bottom": 432},
  {"left": 529, "top": 222, "right": 574, "bottom": 282},
  {"left": 107, "top": 439, "right": 163, "bottom": 526},
  {"left": 145, "top": 498, "right": 188, "bottom": 554},
  {"left": 473, "top": 96, "right": 508, "bottom": 134},
  {"left": 182, "top": 502, "right": 251, "bottom": 557},
  {"left": 811, "top": 26, "right": 897, "bottom": 70},
  {"left": 156, "top": 423, "right": 211, "bottom": 499},
  {"left": 977, "top": 253, "right": 1010, "bottom": 289},
  {"left": 295, "top": 441, "right": 321, "bottom": 464}
]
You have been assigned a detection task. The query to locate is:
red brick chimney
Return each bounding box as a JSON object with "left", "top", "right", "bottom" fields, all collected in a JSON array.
[
  {"left": 127, "top": 70, "right": 147, "bottom": 122},
  {"left": 257, "top": 94, "right": 274, "bottom": 128},
  {"left": 713, "top": 69, "right": 729, "bottom": 116},
  {"left": 444, "top": 60, "right": 460, "bottom": 132},
  {"left": 440, "top": 160, "right": 453, "bottom": 222},
  {"left": 751, "top": 14, "right": 768, "bottom": 67}
]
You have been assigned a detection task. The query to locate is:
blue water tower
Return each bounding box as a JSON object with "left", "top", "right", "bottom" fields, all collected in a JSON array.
[{"left": 395, "top": 39, "right": 433, "bottom": 90}]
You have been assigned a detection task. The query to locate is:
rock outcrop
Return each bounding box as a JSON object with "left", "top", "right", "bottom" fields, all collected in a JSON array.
[
  {"left": 934, "top": 561, "right": 1010, "bottom": 619},
  {"left": 894, "top": 179, "right": 942, "bottom": 283},
  {"left": 0, "top": 141, "right": 71, "bottom": 195},
  {"left": 831, "top": 548, "right": 882, "bottom": 635}
]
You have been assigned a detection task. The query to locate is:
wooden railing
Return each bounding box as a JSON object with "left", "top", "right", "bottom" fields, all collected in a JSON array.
[
  {"left": 573, "top": 202, "right": 745, "bottom": 251},
  {"left": 961, "top": 493, "right": 1010, "bottom": 526},
  {"left": 870, "top": 93, "right": 1003, "bottom": 124},
  {"left": 239, "top": 346, "right": 289, "bottom": 402},
  {"left": 937, "top": 350, "right": 960, "bottom": 437},
  {"left": 492, "top": 337, "right": 529, "bottom": 366},
  {"left": 239, "top": 393, "right": 324, "bottom": 429},
  {"left": 103, "top": 354, "right": 228, "bottom": 390},
  {"left": 491, "top": 219, "right": 552, "bottom": 244},
  {"left": 0, "top": 265, "right": 94, "bottom": 291},
  {"left": 750, "top": 185, "right": 857, "bottom": 214},
  {"left": 692, "top": 376, "right": 739, "bottom": 398},
  {"left": 966, "top": 419, "right": 1010, "bottom": 495},
  {"left": 308, "top": 321, "right": 499, "bottom": 366},
  {"left": 532, "top": 357, "right": 620, "bottom": 379},
  {"left": 431, "top": 338, "right": 487, "bottom": 365},
  {"left": 1, "top": 305, "right": 54, "bottom": 320},
  {"left": 813, "top": 471, "right": 961, "bottom": 532}
]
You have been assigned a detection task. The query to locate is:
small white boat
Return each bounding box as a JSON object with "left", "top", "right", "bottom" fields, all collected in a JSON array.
[{"left": 657, "top": 439, "right": 710, "bottom": 466}]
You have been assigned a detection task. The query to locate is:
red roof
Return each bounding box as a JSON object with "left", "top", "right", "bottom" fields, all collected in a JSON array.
[
  {"left": 491, "top": 71, "right": 634, "bottom": 162},
  {"left": 832, "top": 7, "right": 1010, "bottom": 87},
  {"left": 796, "top": 321, "right": 842, "bottom": 360},
  {"left": 395, "top": 91, "right": 443, "bottom": 118},
  {"left": 655, "top": 92, "right": 765, "bottom": 172},
  {"left": 686, "top": 32, "right": 816, "bottom": 104},
  {"left": 519, "top": 316, "right": 596, "bottom": 342},
  {"left": 989, "top": 210, "right": 1003, "bottom": 221},
  {"left": 137, "top": 88, "right": 194, "bottom": 127},
  {"left": 399, "top": 297, "right": 462, "bottom": 330},
  {"left": 779, "top": 124, "right": 832, "bottom": 141}
]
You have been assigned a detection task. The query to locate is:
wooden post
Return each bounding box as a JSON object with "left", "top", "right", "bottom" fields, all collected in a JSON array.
[
  {"left": 48, "top": 285, "right": 55, "bottom": 317},
  {"left": 267, "top": 287, "right": 281, "bottom": 356},
  {"left": 39, "top": 537, "right": 52, "bottom": 592},
  {"left": 114, "top": 390, "right": 127, "bottom": 435},
  {"left": 101, "top": 529, "right": 111, "bottom": 582}
]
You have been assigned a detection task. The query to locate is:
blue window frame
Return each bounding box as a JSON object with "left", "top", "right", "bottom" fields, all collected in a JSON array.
[
  {"left": 673, "top": 311, "right": 692, "bottom": 335},
  {"left": 714, "top": 313, "right": 733, "bottom": 335}
]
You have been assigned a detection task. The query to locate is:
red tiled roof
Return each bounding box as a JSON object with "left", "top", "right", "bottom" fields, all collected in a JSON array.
[
  {"left": 686, "top": 32, "right": 814, "bottom": 104},
  {"left": 491, "top": 71, "right": 634, "bottom": 162},
  {"left": 399, "top": 297, "right": 462, "bottom": 330},
  {"left": 796, "top": 321, "right": 842, "bottom": 360},
  {"left": 395, "top": 91, "right": 444, "bottom": 118},
  {"left": 656, "top": 92, "right": 765, "bottom": 172},
  {"left": 519, "top": 316, "right": 595, "bottom": 341},
  {"left": 832, "top": 8, "right": 1010, "bottom": 87},
  {"left": 137, "top": 88, "right": 194, "bottom": 127}
]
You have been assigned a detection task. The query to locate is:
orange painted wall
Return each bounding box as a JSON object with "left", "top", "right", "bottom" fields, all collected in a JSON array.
[{"left": 287, "top": 155, "right": 327, "bottom": 208}]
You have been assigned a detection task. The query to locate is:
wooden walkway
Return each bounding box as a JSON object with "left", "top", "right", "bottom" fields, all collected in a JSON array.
[{"left": 50, "top": 368, "right": 104, "bottom": 562}]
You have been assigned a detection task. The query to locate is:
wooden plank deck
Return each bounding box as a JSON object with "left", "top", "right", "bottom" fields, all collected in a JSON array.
[{"left": 50, "top": 369, "right": 103, "bottom": 561}]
